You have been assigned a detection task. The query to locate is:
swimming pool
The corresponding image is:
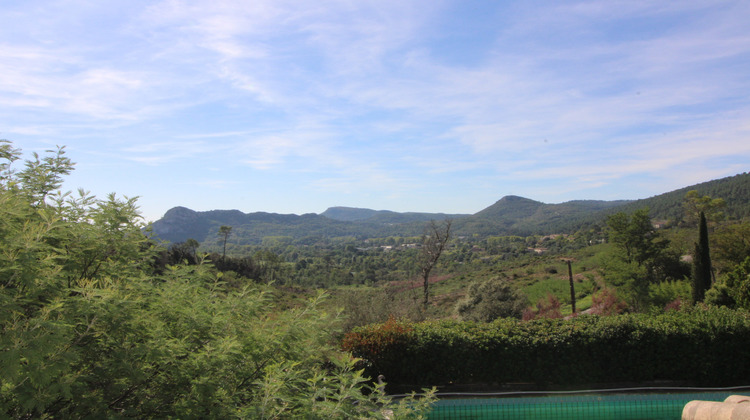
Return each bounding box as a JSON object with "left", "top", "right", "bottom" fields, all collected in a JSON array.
[{"left": 424, "top": 388, "right": 750, "bottom": 420}]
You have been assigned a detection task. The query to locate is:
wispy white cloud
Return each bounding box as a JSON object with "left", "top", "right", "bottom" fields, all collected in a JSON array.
[
  {"left": 120, "top": 141, "right": 216, "bottom": 165},
  {"left": 2, "top": 0, "right": 749, "bottom": 216}
]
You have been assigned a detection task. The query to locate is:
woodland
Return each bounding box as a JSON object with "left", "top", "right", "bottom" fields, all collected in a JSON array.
[
  {"left": 3, "top": 140, "right": 750, "bottom": 417},
  {"left": 156, "top": 171, "right": 750, "bottom": 328}
]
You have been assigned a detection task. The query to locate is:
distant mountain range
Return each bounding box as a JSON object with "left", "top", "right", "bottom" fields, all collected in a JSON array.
[
  {"left": 320, "top": 207, "right": 468, "bottom": 223},
  {"left": 151, "top": 172, "right": 750, "bottom": 246}
]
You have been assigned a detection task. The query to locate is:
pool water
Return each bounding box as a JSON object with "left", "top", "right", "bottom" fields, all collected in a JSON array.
[{"left": 426, "top": 390, "right": 750, "bottom": 420}]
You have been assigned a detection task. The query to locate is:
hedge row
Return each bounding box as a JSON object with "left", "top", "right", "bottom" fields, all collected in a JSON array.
[{"left": 341, "top": 307, "right": 750, "bottom": 390}]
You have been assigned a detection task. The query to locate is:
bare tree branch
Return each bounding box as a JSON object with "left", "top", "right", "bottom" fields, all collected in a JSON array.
[{"left": 418, "top": 219, "right": 451, "bottom": 308}]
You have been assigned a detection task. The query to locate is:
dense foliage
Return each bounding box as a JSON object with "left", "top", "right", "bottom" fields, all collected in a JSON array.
[
  {"left": 600, "top": 208, "right": 689, "bottom": 309},
  {"left": 343, "top": 306, "right": 750, "bottom": 391},
  {"left": 597, "top": 173, "right": 750, "bottom": 223},
  {"left": 0, "top": 141, "right": 434, "bottom": 419},
  {"left": 455, "top": 277, "right": 527, "bottom": 322}
]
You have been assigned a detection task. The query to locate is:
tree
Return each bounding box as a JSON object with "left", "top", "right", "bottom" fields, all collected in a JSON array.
[
  {"left": 692, "top": 211, "right": 713, "bottom": 303},
  {"left": 185, "top": 238, "right": 199, "bottom": 255},
  {"left": 683, "top": 190, "right": 725, "bottom": 226},
  {"left": 724, "top": 257, "right": 750, "bottom": 310},
  {"left": 606, "top": 208, "right": 664, "bottom": 266},
  {"left": 167, "top": 238, "right": 201, "bottom": 265},
  {"left": 253, "top": 249, "right": 285, "bottom": 284},
  {"left": 604, "top": 208, "right": 684, "bottom": 310},
  {"left": 456, "top": 277, "right": 527, "bottom": 322},
  {"left": 418, "top": 219, "right": 451, "bottom": 308},
  {"left": 562, "top": 258, "right": 576, "bottom": 314},
  {"left": 16, "top": 145, "right": 74, "bottom": 206},
  {"left": 218, "top": 225, "right": 232, "bottom": 260},
  {"left": 712, "top": 221, "right": 750, "bottom": 273},
  {"left": 0, "top": 139, "right": 21, "bottom": 183}
]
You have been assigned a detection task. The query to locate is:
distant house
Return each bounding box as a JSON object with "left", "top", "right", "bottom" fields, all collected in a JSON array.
[{"left": 652, "top": 220, "right": 669, "bottom": 229}]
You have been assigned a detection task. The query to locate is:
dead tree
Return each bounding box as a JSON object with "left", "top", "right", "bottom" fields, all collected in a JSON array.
[{"left": 418, "top": 219, "right": 452, "bottom": 308}]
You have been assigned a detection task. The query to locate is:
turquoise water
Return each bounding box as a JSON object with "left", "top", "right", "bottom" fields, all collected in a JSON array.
[{"left": 426, "top": 391, "right": 750, "bottom": 420}]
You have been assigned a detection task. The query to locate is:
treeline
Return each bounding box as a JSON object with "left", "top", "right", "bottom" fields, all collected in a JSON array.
[
  {"left": 602, "top": 172, "right": 750, "bottom": 222},
  {"left": 169, "top": 231, "right": 593, "bottom": 290}
]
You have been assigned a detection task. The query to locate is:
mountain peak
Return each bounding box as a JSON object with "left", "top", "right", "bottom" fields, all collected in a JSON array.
[
  {"left": 163, "top": 206, "right": 197, "bottom": 217},
  {"left": 321, "top": 206, "right": 380, "bottom": 222},
  {"left": 151, "top": 206, "right": 209, "bottom": 243},
  {"left": 473, "top": 195, "right": 544, "bottom": 220},
  {"left": 498, "top": 195, "right": 541, "bottom": 203}
]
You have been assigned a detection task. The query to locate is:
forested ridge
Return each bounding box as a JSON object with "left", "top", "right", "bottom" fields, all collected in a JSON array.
[{"left": 152, "top": 172, "right": 750, "bottom": 244}]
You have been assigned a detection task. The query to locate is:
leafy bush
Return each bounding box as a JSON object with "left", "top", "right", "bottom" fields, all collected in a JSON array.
[
  {"left": 523, "top": 294, "right": 563, "bottom": 320},
  {"left": 343, "top": 306, "right": 750, "bottom": 390},
  {"left": 725, "top": 257, "right": 750, "bottom": 309},
  {"left": 649, "top": 280, "right": 692, "bottom": 309},
  {"left": 455, "top": 277, "right": 527, "bottom": 322},
  {"left": 589, "top": 287, "right": 629, "bottom": 315}
]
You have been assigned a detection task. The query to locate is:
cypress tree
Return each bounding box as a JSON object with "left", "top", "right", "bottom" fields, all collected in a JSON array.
[{"left": 692, "top": 211, "right": 712, "bottom": 303}]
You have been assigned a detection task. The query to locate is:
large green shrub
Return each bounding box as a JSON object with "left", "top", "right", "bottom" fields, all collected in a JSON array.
[
  {"left": 343, "top": 307, "right": 750, "bottom": 391},
  {"left": 455, "top": 277, "right": 527, "bottom": 322}
]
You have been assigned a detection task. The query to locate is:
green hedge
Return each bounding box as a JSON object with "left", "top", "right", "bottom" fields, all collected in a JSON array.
[{"left": 341, "top": 307, "right": 750, "bottom": 390}]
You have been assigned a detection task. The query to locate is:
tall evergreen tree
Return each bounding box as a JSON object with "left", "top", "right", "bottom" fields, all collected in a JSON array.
[
  {"left": 218, "top": 225, "right": 232, "bottom": 260},
  {"left": 692, "top": 211, "right": 713, "bottom": 303}
]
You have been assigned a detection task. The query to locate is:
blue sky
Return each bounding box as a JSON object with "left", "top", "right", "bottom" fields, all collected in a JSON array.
[{"left": 2, "top": 1, "right": 749, "bottom": 222}]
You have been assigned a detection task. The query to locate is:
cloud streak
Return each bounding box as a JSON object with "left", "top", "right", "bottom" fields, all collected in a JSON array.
[{"left": 1, "top": 0, "right": 749, "bottom": 220}]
